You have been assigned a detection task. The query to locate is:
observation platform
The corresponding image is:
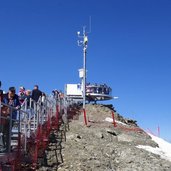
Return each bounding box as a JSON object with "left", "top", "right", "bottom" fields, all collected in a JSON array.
[
  {"left": 66, "top": 83, "right": 113, "bottom": 102},
  {"left": 86, "top": 84, "right": 112, "bottom": 101}
]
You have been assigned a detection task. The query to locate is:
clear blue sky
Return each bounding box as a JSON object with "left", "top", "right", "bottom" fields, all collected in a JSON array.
[{"left": 0, "top": 0, "right": 171, "bottom": 141}]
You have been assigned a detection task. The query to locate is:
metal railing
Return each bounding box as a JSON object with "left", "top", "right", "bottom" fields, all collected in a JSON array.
[
  {"left": 0, "top": 95, "right": 58, "bottom": 155},
  {"left": 0, "top": 101, "right": 28, "bottom": 153}
]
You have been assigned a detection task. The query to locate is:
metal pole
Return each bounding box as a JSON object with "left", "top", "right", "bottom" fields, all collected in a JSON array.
[
  {"left": 83, "top": 46, "right": 86, "bottom": 109},
  {"left": 8, "top": 108, "right": 13, "bottom": 153},
  {"left": 77, "top": 26, "right": 88, "bottom": 125},
  {"left": 18, "top": 110, "right": 21, "bottom": 159},
  {"left": 83, "top": 27, "right": 87, "bottom": 110},
  {"left": 24, "top": 100, "right": 27, "bottom": 151},
  {"left": 34, "top": 101, "right": 36, "bottom": 131}
]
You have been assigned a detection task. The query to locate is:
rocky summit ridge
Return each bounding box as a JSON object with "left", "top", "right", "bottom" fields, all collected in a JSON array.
[{"left": 39, "top": 104, "right": 171, "bottom": 171}]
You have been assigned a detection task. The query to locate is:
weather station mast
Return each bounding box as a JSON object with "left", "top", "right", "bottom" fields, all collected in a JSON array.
[
  {"left": 67, "top": 18, "right": 114, "bottom": 125},
  {"left": 77, "top": 20, "right": 91, "bottom": 125},
  {"left": 77, "top": 27, "right": 89, "bottom": 109}
]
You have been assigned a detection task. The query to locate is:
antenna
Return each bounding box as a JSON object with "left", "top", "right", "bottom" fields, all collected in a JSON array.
[
  {"left": 77, "top": 27, "right": 88, "bottom": 48},
  {"left": 77, "top": 17, "right": 91, "bottom": 47},
  {"left": 77, "top": 16, "right": 91, "bottom": 41},
  {"left": 87, "top": 16, "right": 92, "bottom": 34}
]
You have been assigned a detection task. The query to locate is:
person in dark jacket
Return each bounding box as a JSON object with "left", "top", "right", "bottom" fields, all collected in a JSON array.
[
  {"left": 25, "top": 90, "right": 32, "bottom": 108},
  {"left": 0, "top": 90, "right": 3, "bottom": 101},
  {"left": 32, "top": 85, "right": 42, "bottom": 102},
  {"left": 0, "top": 81, "right": 3, "bottom": 95},
  {"left": 2, "top": 87, "right": 20, "bottom": 152},
  {"left": 0, "top": 81, "right": 2, "bottom": 101},
  {"left": 3, "top": 87, "right": 20, "bottom": 120},
  {"left": 25, "top": 90, "right": 34, "bottom": 121},
  {"left": 0, "top": 89, "right": 4, "bottom": 151}
]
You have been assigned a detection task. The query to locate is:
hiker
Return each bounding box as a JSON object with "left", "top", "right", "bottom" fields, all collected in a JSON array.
[
  {"left": 18, "top": 86, "right": 26, "bottom": 105},
  {"left": 25, "top": 90, "right": 32, "bottom": 108},
  {"left": 0, "top": 81, "right": 3, "bottom": 105},
  {"left": 2, "top": 87, "right": 20, "bottom": 152},
  {"left": 42, "top": 92, "right": 46, "bottom": 104},
  {"left": 3, "top": 87, "right": 20, "bottom": 119},
  {"left": 0, "top": 89, "right": 4, "bottom": 151},
  {"left": 52, "top": 89, "right": 60, "bottom": 100},
  {"left": 25, "top": 90, "right": 34, "bottom": 122},
  {"left": 0, "top": 90, "right": 3, "bottom": 103},
  {"left": 32, "top": 85, "right": 42, "bottom": 103},
  {"left": 0, "top": 81, "right": 4, "bottom": 95}
]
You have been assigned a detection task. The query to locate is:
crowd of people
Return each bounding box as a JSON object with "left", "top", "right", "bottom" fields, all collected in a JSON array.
[
  {"left": 0, "top": 82, "right": 44, "bottom": 108},
  {"left": 0, "top": 81, "right": 67, "bottom": 153},
  {"left": 86, "top": 83, "right": 112, "bottom": 95},
  {"left": 0, "top": 81, "right": 45, "bottom": 152}
]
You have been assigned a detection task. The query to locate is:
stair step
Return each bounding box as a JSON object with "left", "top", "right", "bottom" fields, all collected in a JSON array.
[
  {"left": 11, "top": 134, "right": 18, "bottom": 138},
  {"left": 11, "top": 141, "right": 18, "bottom": 146}
]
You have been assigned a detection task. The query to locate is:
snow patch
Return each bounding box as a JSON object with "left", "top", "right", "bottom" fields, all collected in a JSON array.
[
  {"left": 104, "top": 117, "right": 127, "bottom": 126},
  {"left": 137, "top": 133, "right": 171, "bottom": 162},
  {"left": 104, "top": 117, "right": 113, "bottom": 123},
  {"left": 116, "top": 120, "right": 127, "bottom": 126}
]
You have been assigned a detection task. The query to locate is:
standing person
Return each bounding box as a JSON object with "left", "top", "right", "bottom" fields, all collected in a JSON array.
[
  {"left": 18, "top": 86, "right": 26, "bottom": 104},
  {"left": 41, "top": 92, "right": 46, "bottom": 105},
  {"left": 0, "top": 89, "right": 4, "bottom": 150},
  {"left": 0, "top": 90, "right": 9, "bottom": 151},
  {"left": 0, "top": 82, "right": 5, "bottom": 151},
  {"left": 0, "top": 90, "right": 3, "bottom": 104},
  {"left": 32, "top": 85, "right": 42, "bottom": 102},
  {"left": 2, "top": 87, "right": 20, "bottom": 152},
  {"left": 3, "top": 87, "right": 20, "bottom": 120},
  {"left": 0, "top": 81, "right": 3, "bottom": 104},
  {"left": 0, "top": 81, "right": 3, "bottom": 94},
  {"left": 52, "top": 90, "right": 59, "bottom": 100},
  {"left": 41, "top": 93, "right": 46, "bottom": 117},
  {"left": 25, "top": 90, "right": 32, "bottom": 108},
  {"left": 25, "top": 90, "right": 34, "bottom": 122},
  {"left": 0, "top": 81, "right": 5, "bottom": 94}
]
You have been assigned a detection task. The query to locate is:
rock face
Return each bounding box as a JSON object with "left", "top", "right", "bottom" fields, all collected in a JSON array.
[{"left": 39, "top": 104, "right": 171, "bottom": 171}]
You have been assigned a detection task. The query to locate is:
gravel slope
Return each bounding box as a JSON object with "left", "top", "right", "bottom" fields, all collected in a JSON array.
[{"left": 39, "top": 104, "right": 171, "bottom": 171}]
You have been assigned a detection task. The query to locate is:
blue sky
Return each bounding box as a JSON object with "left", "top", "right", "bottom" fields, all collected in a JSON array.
[{"left": 0, "top": 0, "right": 171, "bottom": 141}]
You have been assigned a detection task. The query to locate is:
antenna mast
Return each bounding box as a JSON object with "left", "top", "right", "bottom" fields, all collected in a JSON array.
[{"left": 77, "top": 20, "right": 90, "bottom": 111}]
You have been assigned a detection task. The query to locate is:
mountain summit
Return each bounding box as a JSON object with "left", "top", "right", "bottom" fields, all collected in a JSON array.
[{"left": 40, "top": 104, "right": 171, "bottom": 171}]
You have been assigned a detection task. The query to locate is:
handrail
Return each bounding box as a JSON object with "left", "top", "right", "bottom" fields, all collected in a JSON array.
[
  {"left": 0, "top": 94, "right": 65, "bottom": 158},
  {"left": 0, "top": 101, "right": 28, "bottom": 115},
  {"left": 0, "top": 90, "right": 70, "bottom": 171},
  {"left": 0, "top": 100, "right": 30, "bottom": 152}
]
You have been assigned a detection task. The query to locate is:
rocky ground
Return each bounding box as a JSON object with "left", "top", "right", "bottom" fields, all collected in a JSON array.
[{"left": 38, "top": 104, "right": 171, "bottom": 171}]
